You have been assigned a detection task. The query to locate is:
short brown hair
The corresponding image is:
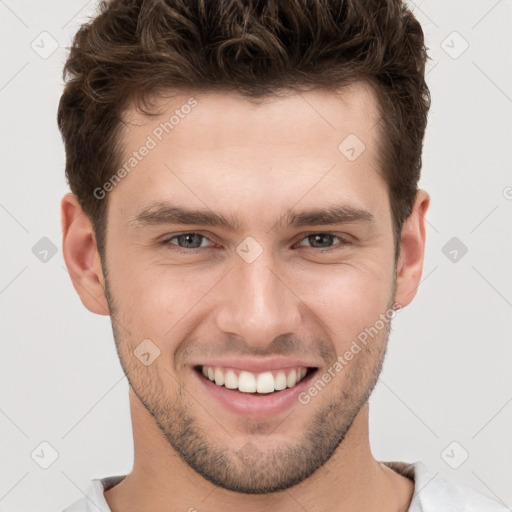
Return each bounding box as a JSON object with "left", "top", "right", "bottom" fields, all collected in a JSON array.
[{"left": 57, "top": 0, "right": 431, "bottom": 259}]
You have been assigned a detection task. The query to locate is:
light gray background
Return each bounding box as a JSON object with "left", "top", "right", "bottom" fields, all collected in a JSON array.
[{"left": 1, "top": 1, "right": 511, "bottom": 511}]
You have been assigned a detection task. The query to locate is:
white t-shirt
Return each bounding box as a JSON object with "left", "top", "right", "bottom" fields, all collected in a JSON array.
[{"left": 61, "top": 460, "right": 510, "bottom": 512}]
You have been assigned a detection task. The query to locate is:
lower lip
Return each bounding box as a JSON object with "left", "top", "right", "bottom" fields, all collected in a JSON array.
[{"left": 193, "top": 367, "right": 318, "bottom": 418}]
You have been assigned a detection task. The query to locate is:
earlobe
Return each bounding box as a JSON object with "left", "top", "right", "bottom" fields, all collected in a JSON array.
[
  {"left": 61, "top": 193, "right": 110, "bottom": 316},
  {"left": 394, "top": 189, "right": 430, "bottom": 308}
]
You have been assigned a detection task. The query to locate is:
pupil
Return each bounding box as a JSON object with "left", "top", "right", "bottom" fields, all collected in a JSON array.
[
  {"left": 180, "top": 233, "right": 201, "bottom": 248},
  {"left": 311, "top": 234, "right": 332, "bottom": 248}
]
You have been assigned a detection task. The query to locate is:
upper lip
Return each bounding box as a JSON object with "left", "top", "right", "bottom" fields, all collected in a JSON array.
[{"left": 194, "top": 357, "right": 319, "bottom": 373}]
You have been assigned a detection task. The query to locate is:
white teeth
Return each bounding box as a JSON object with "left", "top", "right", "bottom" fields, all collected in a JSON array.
[
  {"left": 238, "top": 371, "right": 256, "bottom": 392},
  {"left": 224, "top": 369, "right": 238, "bottom": 389},
  {"left": 200, "top": 366, "right": 310, "bottom": 394},
  {"left": 274, "top": 371, "right": 287, "bottom": 391},
  {"left": 286, "top": 369, "right": 297, "bottom": 388},
  {"left": 256, "top": 372, "right": 275, "bottom": 394},
  {"left": 214, "top": 368, "right": 224, "bottom": 386}
]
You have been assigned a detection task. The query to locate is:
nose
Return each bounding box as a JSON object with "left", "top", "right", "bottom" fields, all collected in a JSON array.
[{"left": 214, "top": 250, "right": 303, "bottom": 348}]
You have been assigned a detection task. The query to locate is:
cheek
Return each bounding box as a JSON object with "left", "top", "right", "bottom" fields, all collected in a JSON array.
[
  {"left": 297, "top": 262, "right": 394, "bottom": 343},
  {"left": 112, "top": 261, "right": 222, "bottom": 333}
]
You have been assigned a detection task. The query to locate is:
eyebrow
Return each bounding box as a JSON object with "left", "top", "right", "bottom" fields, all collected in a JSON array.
[{"left": 129, "top": 202, "right": 375, "bottom": 232}]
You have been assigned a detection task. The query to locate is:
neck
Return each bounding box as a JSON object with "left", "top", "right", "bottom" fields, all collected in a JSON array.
[{"left": 104, "top": 389, "right": 413, "bottom": 512}]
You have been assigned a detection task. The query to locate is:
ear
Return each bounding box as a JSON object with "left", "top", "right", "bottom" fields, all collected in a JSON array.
[
  {"left": 61, "top": 193, "right": 109, "bottom": 315},
  {"left": 394, "top": 189, "right": 430, "bottom": 308}
]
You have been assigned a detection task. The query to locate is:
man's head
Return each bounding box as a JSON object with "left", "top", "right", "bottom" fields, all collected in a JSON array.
[{"left": 59, "top": 0, "right": 430, "bottom": 496}]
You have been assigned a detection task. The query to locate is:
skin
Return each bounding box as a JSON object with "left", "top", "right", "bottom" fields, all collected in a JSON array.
[{"left": 61, "top": 82, "right": 429, "bottom": 512}]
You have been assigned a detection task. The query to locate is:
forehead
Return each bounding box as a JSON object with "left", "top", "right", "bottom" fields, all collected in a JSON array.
[
  {"left": 121, "top": 82, "right": 381, "bottom": 156},
  {"left": 111, "top": 83, "right": 387, "bottom": 224}
]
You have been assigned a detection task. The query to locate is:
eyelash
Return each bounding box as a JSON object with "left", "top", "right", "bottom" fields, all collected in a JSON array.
[{"left": 160, "top": 232, "right": 351, "bottom": 254}]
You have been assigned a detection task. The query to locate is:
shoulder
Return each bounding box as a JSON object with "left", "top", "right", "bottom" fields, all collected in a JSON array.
[
  {"left": 60, "top": 475, "right": 126, "bottom": 512},
  {"left": 383, "top": 461, "right": 510, "bottom": 512}
]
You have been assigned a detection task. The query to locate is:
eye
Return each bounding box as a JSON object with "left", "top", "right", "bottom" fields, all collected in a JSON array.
[
  {"left": 162, "top": 232, "right": 215, "bottom": 251},
  {"left": 160, "top": 232, "right": 350, "bottom": 255},
  {"left": 296, "top": 233, "right": 349, "bottom": 251}
]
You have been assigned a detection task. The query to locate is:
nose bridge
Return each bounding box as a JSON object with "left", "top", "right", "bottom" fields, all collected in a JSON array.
[{"left": 215, "top": 248, "right": 301, "bottom": 345}]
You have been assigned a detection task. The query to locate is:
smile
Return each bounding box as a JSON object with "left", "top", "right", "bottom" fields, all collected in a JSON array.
[
  {"left": 198, "top": 365, "right": 314, "bottom": 394},
  {"left": 193, "top": 364, "right": 319, "bottom": 418}
]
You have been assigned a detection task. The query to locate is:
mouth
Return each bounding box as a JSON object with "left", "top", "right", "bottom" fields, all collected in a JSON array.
[
  {"left": 193, "top": 364, "right": 319, "bottom": 417},
  {"left": 194, "top": 365, "right": 317, "bottom": 394}
]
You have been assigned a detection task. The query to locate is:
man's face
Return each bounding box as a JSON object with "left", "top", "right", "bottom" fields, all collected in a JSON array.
[{"left": 102, "top": 83, "right": 398, "bottom": 493}]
